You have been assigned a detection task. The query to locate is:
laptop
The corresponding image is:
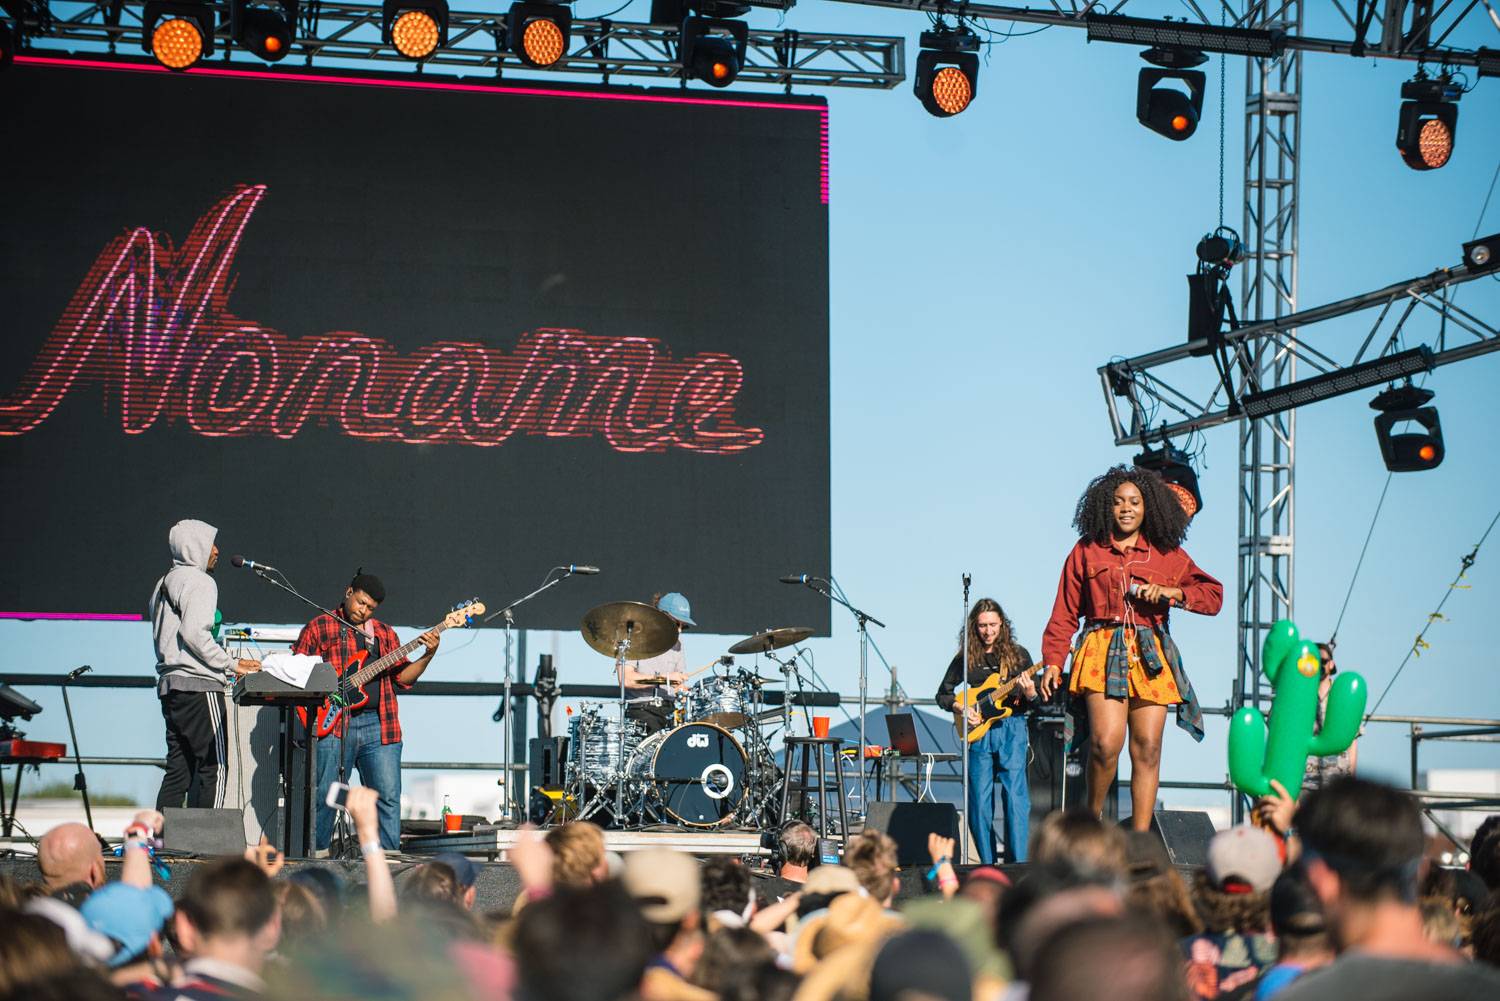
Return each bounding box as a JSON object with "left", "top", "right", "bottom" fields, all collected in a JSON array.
[{"left": 883, "top": 713, "right": 921, "bottom": 756}]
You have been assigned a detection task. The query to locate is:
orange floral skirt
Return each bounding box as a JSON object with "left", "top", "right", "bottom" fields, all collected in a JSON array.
[{"left": 1068, "top": 625, "right": 1183, "bottom": 706}]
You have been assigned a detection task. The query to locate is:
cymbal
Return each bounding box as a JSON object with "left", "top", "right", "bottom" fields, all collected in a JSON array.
[
  {"left": 728, "top": 626, "right": 815, "bottom": 655},
  {"left": 580, "top": 601, "right": 677, "bottom": 660}
]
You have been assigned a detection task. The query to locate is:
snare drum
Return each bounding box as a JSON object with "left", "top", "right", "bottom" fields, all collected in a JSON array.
[
  {"left": 626, "top": 722, "right": 747, "bottom": 827},
  {"left": 567, "top": 706, "right": 646, "bottom": 787},
  {"left": 684, "top": 676, "right": 751, "bottom": 728}
]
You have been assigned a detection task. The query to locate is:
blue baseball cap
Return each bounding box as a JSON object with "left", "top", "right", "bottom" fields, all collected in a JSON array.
[
  {"left": 656, "top": 592, "right": 695, "bottom": 628},
  {"left": 80, "top": 882, "right": 175, "bottom": 967},
  {"left": 432, "top": 851, "right": 478, "bottom": 889}
]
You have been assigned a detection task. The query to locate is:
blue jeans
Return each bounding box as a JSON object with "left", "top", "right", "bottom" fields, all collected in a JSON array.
[
  {"left": 967, "top": 714, "right": 1030, "bottom": 864},
  {"left": 315, "top": 710, "right": 402, "bottom": 850}
]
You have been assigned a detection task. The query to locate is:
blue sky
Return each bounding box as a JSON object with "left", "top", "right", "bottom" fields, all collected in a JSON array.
[{"left": 5, "top": 3, "right": 1499, "bottom": 812}]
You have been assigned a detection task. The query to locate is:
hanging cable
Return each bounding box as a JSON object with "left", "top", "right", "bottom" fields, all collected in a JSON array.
[
  {"left": 1329, "top": 473, "right": 1393, "bottom": 646},
  {"left": 1365, "top": 506, "right": 1500, "bottom": 718}
]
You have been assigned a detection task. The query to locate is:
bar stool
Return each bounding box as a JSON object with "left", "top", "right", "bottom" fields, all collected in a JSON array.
[{"left": 780, "top": 736, "right": 849, "bottom": 843}]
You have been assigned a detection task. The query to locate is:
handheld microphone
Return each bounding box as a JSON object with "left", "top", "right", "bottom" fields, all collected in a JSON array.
[
  {"left": 780, "top": 574, "right": 818, "bottom": 585},
  {"left": 66, "top": 665, "right": 93, "bottom": 681},
  {"left": 230, "top": 555, "right": 278, "bottom": 574},
  {"left": 565, "top": 565, "right": 601, "bottom": 575}
]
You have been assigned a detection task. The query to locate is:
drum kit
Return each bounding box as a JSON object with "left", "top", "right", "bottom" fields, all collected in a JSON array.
[{"left": 565, "top": 601, "right": 818, "bottom": 829}]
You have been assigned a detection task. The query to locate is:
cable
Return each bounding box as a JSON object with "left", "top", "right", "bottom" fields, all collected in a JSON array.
[
  {"left": 1365, "top": 505, "right": 1500, "bottom": 718},
  {"left": 1329, "top": 473, "right": 1394, "bottom": 646}
]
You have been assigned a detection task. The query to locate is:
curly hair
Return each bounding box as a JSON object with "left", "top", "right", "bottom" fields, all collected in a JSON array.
[
  {"left": 845, "top": 829, "right": 899, "bottom": 904},
  {"left": 1191, "top": 871, "right": 1271, "bottom": 935},
  {"left": 1073, "top": 465, "right": 1191, "bottom": 551},
  {"left": 959, "top": 597, "right": 1026, "bottom": 678}
]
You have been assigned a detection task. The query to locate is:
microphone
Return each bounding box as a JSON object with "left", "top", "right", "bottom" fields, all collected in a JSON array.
[
  {"left": 565, "top": 565, "right": 601, "bottom": 575},
  {"left": 66, "top": 665, "right": 93, "bottom": 681},
  {"left": 780, "top": 574, "right": 818, "bottom": 585},
  {"left": 230, "top": 555, "right": 278, "bottom": 574}
]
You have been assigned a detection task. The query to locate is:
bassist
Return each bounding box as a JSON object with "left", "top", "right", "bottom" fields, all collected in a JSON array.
[
  {"left": 935, "top": 597, "right": 1037, "bottom": 864},
  {"left": 293, "top": 571, "right": 440, "bottom": 851}
]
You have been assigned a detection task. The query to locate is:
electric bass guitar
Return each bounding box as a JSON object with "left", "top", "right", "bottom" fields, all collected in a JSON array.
[
  {"left": 951, "top": 668, "right": 1032, "bottom": 744},
  {"left": 297, "top": 599, "right": 485, "bottom": 738}
]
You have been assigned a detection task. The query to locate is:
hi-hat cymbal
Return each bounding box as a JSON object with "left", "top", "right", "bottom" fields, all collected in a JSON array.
[
  {"left": 580, "top": 601, "right": 678, "bottom": 660},
  {"left": 728, "top": 626, "right": 815, "bottom": 655}
]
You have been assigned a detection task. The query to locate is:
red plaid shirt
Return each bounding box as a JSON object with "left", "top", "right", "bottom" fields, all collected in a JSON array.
[{"left": 293, "top": 612, "right": 412, "bottom": 744}]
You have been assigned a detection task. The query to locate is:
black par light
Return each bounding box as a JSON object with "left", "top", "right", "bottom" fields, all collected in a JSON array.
[
  {"left": 142, "top": 1, "right": 217, "bottom": 71},
  {"left": 1371, "top": 384, "right": 1444, "bottom": 473},
  {"left": 1396, "top": 74, "right": 1460, "bottom": 171},
  {"left": 913, "top": 25, "right": 980, "bottom": 118},
  {"left": 1134, "top": 444, "right": 1204, "bottom": 518},
  {"left": 1137, "top": 47, "right": 1206, "bottom": 140},
  {"left": 681, "top": 15, "right": 748, "bottom": 87},
  {"left": 232, "top": 0, "right": 296, "bottom": 62}
]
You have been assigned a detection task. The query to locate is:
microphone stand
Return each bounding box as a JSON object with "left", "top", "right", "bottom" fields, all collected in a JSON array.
[
  {"left": 798, "top": 578, "right": 884, "bottom": 821},
  {"left": 61, "top": 667, "right": 95, "bottom": 834},
  {"left": 483, "top": 567, "right": 583, "bottom": 827},
  {"left": 960, "top": 573, "right": 972, "bottom": 864}
]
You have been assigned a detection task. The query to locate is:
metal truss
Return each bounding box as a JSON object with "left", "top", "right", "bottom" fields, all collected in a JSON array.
[
  {"left": 827, "top": 0, "right": 1500, "bottom": 72},
  {"left": 6, "top": 2, "right": 905, "bottom": 90}
]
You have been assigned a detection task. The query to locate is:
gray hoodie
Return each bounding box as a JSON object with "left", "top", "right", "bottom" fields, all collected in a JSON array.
[{"left": 151, "top": 519, "right": 235, "bottom": 694}]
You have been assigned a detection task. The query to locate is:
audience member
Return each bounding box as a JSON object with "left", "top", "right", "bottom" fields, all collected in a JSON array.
[
  {"left": 1252, "top": 866, "right": 1333, "bottom": 1000},
  {"left": 1183, "top": 826, "right": 1280, "bottom": 999},
  {"left": 0, "top": 910, "right": 78, "bottom": 997},
  {"left": 691, "top": 927, "right": 776, "bottom": 995},
  {"left": 270, "top": 881, "right": 327, "bottom": 943},
  {"left": 1472, "top": 891, "right": 1500, "bottom": 967},
  {"left": 1468, "top": 816, "right": 1500, "bottom": 893},
  {"left": 432, "top": 852, "right": 480, "bottom": 910},
  {"left": 1277, "top": 777, "right": 1500, "bottom": 1000},
  {"left": 1030, "top": 809, "right": 1128, "bottom": 881},
  {"left": 545, "top": 821, "right": 608, "bottom": 890},
  {"left": 868, "top": 929, "right": 971, "bottom": 1001},
  {"left": 513, "top": 882, "right": 652, "bottom": 1001},
  {"left": 1029, "top": 915, "right": 1189, "bottom": 1001},
  {"left": 1421, "top": 898, "right": 1463, "bottom": 949},
  {"left": 701, "top": 857, "right": 756, "bottom": 931},
  {"left": 622, "top": 847, "right": 714, "bottom": 1001},
  {"left": 164, "top": 857, "right": 280, "bottom": 1000},
  {"left": 902, "top": 897, "right": 1011, "bottom": 1001},
  {"left": 36, "top": 821, "right": 107, "bottom": 906},
  {"left": 994, "top": 861, "right": 1121, "bottom": 979},
  {"left": 957, "top": 866, "right": 1010, "bottom": 932},
  {"left": 1123, "top": 830, "right": 1202, "bottom": 938},
  {"left": 79, "top": 882, "right": 176, "bottom": 988},
  {"left": 791, "top": 892, "right": 904, "bottom": 1000},
  {"left": 777, "top": 822, "right": 818, "bottom": 884},
  {"left": 844, "top": 830, "right": 900, "bottom": 909},
  {"left": 4, "top": 968, "right": 128, "bottom": 1001}
]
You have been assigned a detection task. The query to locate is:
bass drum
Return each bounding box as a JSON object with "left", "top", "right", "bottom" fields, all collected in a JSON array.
[{"left": 627, "top": 722, "right": 747, "bottom": 827}]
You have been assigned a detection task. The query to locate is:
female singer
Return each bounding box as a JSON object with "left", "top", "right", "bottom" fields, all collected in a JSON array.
[{"left": 1038, "top": 466, "right": 1222, "bottom": 830}]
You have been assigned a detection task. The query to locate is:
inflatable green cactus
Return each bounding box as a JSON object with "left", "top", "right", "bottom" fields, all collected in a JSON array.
[{"left": 1228, "top": 619, "right": 1367, "bottom": 800}]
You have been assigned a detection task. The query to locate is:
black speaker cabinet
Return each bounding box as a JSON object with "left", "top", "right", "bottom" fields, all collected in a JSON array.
[
  {"left": 1122, "top": 809, "right": 1217, "bottom": 867},
  {"left": 1027, "top": 714, "right": 1118, "bottom": 839},
  {"left": 162, "top": 808, "right": 247, "bottom": 857},
  {"left": 863, "top": 802, "right": 959, "bottom": 866}
]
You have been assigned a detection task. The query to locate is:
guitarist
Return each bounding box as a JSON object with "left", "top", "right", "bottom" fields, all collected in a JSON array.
[
  {"left": 293, "top": 571, "right": 440, "bottom": 851},
  {"left": 935, "top": 597, "right": 1037, "bottom": 864}
]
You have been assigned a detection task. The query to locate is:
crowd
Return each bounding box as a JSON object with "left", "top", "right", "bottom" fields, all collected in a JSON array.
[{"left": 3, "top": 776, "right": 1500, "bottom": 1001}]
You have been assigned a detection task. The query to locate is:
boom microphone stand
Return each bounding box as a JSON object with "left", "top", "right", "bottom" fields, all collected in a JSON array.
[
  {"left": 61, "top": 666, "right": 95, "bottom": 835},
  {"left": 960, "top": 573, "right": 972, "bottom": 864},
  {"left": 483, "top": 566, "right": 592, "bottom": 827},
  {"left": 793, "top": 577, "right": 884, "bottom": 820}
]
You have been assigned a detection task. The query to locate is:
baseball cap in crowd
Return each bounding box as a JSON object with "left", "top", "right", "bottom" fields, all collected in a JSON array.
[
  {"left": 656, "top": 593, "right": 696, "bottom": 628},
  {"left": 801, "top": 863, "right": 862, "bottom": 898},
  {"left": 433, "top": 852, "right": 478, "bottom": 889},
  {"left": 963, "top": 866, "right": 1012, "bottom": 889},
  {"left": 1207, "top": 825, "right": 1282, "bottom": 893},
  {"left": 622, "top": 848, "right": 699, "bottom": 923},
  {"left": 80, "top": 882, "right": 176, "bottom": 967},
  {"left": 869, "top": 929, "right": 973, "bottom": 1001}
]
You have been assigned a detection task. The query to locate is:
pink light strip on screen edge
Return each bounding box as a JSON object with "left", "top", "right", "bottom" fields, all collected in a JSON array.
[
  {"left": 0, "top": 611, "right": 144, "bottom": 622},
  {"left": 15, "top": 55, "right": 831, "bottom": 203}
]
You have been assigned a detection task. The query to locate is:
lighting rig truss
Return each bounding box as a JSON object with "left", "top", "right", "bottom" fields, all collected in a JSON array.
[
  {"left": 827, "top": 1, "right": 1500, "bottom": 74},
  {"left": 6, "top": 1, "right": 905, "bottom": 90},
  {"left": 1099, "top": 241, "right": 1500, "bottom": 447}
]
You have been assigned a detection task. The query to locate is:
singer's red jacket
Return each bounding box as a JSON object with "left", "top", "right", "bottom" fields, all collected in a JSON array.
[{"left": 1040, "top": 537, "right": 1223, "bottom": 669}]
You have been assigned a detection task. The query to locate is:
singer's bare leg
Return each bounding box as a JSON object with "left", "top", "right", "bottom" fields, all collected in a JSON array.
[
  {"left": 1126, "top": 700, "right": 1167, "bottom": 831},
  {"left": 1083, "top": 692, "right": 1127, "bottom": 819}
]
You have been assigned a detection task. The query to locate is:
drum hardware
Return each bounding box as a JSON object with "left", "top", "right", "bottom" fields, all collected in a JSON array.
[{"left": 727, "top": 626, "right": 815, "bottom": 655}]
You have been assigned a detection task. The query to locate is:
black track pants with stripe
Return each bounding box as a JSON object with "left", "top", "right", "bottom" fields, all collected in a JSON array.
[{"left": 156, "top": 689, "right": 228, "bottom": 810}]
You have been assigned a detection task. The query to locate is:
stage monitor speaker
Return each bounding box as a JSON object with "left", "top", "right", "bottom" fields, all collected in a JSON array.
[
  {"left": 528, "top": 736, "right": 569, "bottom": 790},
  {"left": 162, "top": 808, "right": 247, "bottom": 856},
  {"left": 863, "top": 802, "right": 959, "bottom": 866},
  {"left": 1124, "top": 809, "right": 1217, "bottom": 867}
]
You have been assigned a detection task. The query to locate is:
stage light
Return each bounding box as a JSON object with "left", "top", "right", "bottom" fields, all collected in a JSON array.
[
  {"left": 1371, "top": 384, "right": 1444, "bottom": 472},
  {"left": 507, "top": 2, "right": 570, "bottom": 68},
  {"left": 1462, "top": 232, "right": 1499, "bottom": 274},
  {"left": 383, "top": 0, "right": 448, "bottom": 61},
  {"left": 141, "top": 2, "right": 216, "bottom": 71},
  {"left": 1187, "top": 226, "right": 1242, "bottom": 357},
  {"left": 1134, "top": 444, "right": 1203, "bottom": 517},
  {"left": 1396, "top": 73, "right": 1460, "bottom": 171},
  {"left": 1240, "top": 346, "right": 1434, "bottom": 420},
  {"left": 1137, "top": 47, "right": 1206, "bottom": 141},
  {"left": 232, "top": 0, "right": 296, "bottom": 63},
  {"left": 680, "top": 14, "right": 747, "bottom": 88},
  {"left": 1086, "top": 13, "right": 1284, "bottom": 57},
  {"left": 913, "top": 24, "right": 980, "bottom": 118}
]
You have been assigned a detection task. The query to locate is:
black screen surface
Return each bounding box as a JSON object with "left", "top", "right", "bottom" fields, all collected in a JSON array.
[{"left": 0, "top": 61, "right": 831, "bottom": 635}]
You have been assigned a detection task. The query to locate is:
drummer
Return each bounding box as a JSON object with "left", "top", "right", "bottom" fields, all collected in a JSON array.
[{"left": 617, "top": 592, "right": 693, "bottom": 733}]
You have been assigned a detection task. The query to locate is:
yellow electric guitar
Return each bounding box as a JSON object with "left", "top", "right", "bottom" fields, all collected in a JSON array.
[{"left": 952, "top": 669, "right": 1029, "bottom": 744}]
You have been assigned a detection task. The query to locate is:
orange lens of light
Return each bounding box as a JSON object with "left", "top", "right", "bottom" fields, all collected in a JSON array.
[
  {"left": 264, "top": 35, "right": 283, "bottom": 54},
  {"left": 521, "top": 18, "right": 566, "bottom": 67},
  {"left": 392, "top": 10, "right": 440, "bottom": 59},
  {"left": 931, "top": 65, "right": 973, "bottom": 116},
  {"left": 1172, "top": 114, "right": 1190, "bottom": 132},
  {"left": 1419, "top": 443, "right": 1437, "bottom": 461},
  {"left": 711, "top": 60, "right": 731, "bottom": 80},
  {"left": 152, "top": 17, "right": 204, "bottom": 71},
  {"left": 1417, "top": 118, "right": 1453, "bottom": 169}
]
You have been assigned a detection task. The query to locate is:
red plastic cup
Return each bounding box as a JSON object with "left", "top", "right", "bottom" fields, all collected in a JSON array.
[
  {"left": 443, "top": 812, "right": 462, "bottom": 833},
  {"left": 812, "top": 716, "right": 830, "bottom": 738}
]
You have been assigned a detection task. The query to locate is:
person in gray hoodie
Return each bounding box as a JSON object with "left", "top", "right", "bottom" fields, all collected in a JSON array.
[{"left": 150, "top": 519, "right": 260, "bottom": 810}]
